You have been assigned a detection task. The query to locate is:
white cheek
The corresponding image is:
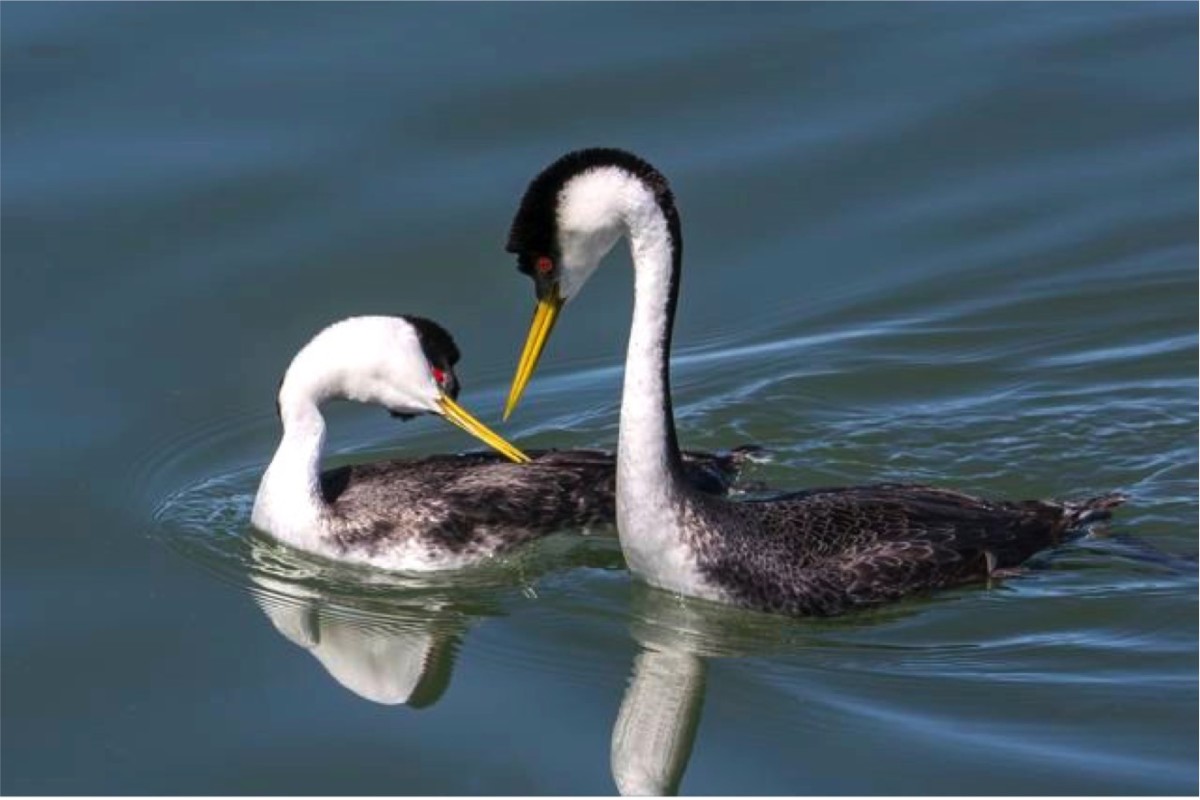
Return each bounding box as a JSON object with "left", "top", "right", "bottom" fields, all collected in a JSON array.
[
  {"left": 558, "top": 226, "right": 620, "bottom": 299},
  {"left": 382, "top": 373, "right": 441, "bottom": 413},
  {"left": 381, "top": 325, "right": 445, "bottom": 412},
  {"left": 555, "top": 166, "right": 654, "bottom": 300},
  {"left": 340, "top": 362, "right": 440, "bottom": 415}
]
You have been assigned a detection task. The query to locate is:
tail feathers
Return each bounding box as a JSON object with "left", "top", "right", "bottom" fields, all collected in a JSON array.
[{"left": 1061, "top": 492, "right": 1127, "bottom": 529}]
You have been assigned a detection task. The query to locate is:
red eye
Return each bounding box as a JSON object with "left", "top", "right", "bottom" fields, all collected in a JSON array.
[
  {"left": 535, "top": 256, "right": 554, "bottom": 275},
  {"left": 432, "top": 368, "right": 446, "bottom": 385}
]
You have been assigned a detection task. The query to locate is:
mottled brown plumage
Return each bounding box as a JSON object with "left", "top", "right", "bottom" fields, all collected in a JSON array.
[
  {"left": 316, "top": 447, "right": 759, "bottom": 565},
  {"left": 683, "top": 484, "right": 1125, "bottom": 615}
]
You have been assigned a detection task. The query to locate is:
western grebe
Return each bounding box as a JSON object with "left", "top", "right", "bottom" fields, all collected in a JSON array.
[
  {"left": 251, "top": 314, "right": 754, "bottom": 571},
  {"left": 500, "top": 148, "right": 1124, "bottom": 615}
]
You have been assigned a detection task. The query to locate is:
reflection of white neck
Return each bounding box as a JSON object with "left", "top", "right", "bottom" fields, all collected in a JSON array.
[{"left": 610, "top": 647, "right": 706, "bottom": 796}]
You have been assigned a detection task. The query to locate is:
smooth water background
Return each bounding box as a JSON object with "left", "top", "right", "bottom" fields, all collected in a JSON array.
[{"left": 3, "top": 4, "right": 1196, "bottom": 794}]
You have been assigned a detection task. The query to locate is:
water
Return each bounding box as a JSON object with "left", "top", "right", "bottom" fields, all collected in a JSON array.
[{"left": 2, "top": 3, "right": 1195, "bottom": 794}]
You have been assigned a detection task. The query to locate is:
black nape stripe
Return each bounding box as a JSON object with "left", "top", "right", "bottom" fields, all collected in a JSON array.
[
  {"left": 400, "top": 315, "right": 461, "bottom": 371},
  {"left": 506, "top": 147, "right": 678, "bottom": 261}
]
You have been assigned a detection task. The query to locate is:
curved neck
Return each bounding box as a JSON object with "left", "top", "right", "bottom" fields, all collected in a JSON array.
[
  {"left": 618, "top": 210, "right": 684, "bottom": 478},
  {"left": 253, "top": 391, "right": 328, "bottom": 543},
  {"left": 616, "top": 191, "right": 708, "bottom": 590}
]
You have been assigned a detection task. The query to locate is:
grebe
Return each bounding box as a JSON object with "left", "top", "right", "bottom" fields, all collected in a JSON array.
[
  {"left": 501, "top": 149, "right": 1124, "bottom": 615},
  {"left": 252, "top": 314, "right": 754, "bottom": 571}
]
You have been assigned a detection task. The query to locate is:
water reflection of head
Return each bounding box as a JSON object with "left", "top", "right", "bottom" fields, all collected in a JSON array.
[
  {"left": 244, "top": 523, "right": 629, "bottom": 710},
  {"left": 253, "top": 583, "right": 461, "bottom": 708},
  {"left": 244, "top": 535, "right": 503, "bottom": 709}
]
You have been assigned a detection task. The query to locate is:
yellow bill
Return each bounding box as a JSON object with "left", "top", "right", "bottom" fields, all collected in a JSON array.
[
  {"left": 503, "top": 292, "right": 563, "bottom": 420},
  {"left": 438, "top": 395, "right": 531, "bottom": 464}
]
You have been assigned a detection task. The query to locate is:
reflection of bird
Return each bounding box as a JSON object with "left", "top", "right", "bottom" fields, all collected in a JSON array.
[
  {"left": 611, "top": 583, "right": 719, "bottom": 796},
  {"left": 501, "top": 148, "right": 1125, "bottom": 615},
  {"left": 611, "top": 647, "right": 704, "bottom": 796},
  {"left": 252, "top": 315, "right": 755, "bottom": 571},
  {"left": 251, "top": 574, "right": 461, "bottom": 708}
]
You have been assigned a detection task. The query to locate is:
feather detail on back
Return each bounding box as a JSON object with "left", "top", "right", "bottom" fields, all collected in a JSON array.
[
  {"left": 306, "top": 448, "right": 755, "bottom": 571},
  {"left": 680, "top": 485, "right": 1126, "bottom": 615}
]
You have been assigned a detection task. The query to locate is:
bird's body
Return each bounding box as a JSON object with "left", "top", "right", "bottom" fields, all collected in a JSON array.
[
  {"left": 501, "top": 148, "right": 1125, "bottom": 615},
  {"left": 251, "top": 315, "right": 753, "bottom": 572},
  {"left": 644, "top": 483, "right": 1123, "bottom": 615},
  {"left": 309, "top": 447, "right": 754, "bottom": 571}
]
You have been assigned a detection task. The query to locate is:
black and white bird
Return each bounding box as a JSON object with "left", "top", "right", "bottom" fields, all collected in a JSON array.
[
  {"left": 501, "top": 148, "right": 1124, "bottom": 615},
  {"left": 251, "top": 315, "right": 753, "bottom": 571}
]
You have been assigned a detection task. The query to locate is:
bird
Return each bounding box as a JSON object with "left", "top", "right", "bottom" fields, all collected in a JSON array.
[
  {"left": 499, "top": 148, "right": 1125, "bottom": 616},
  {"left": 251, "top": 314, "right": 755, "bottom": 572}
]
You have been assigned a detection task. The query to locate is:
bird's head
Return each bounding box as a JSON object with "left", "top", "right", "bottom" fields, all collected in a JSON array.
[
  {"left": 503, "top": 148, "right": 677, "bottom": 419},
  {"left": 278, "top": 315, "right": 528, "bottom": 463}
]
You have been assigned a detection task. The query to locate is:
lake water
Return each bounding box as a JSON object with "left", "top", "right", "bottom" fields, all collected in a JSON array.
[{"left": 2, "top": 3, "right": 1196, "bottom": 794}]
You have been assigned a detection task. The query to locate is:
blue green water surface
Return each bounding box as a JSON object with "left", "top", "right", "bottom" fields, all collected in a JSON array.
[{"left": 3, "top": 4, "right": 1196, "bottom": 794}]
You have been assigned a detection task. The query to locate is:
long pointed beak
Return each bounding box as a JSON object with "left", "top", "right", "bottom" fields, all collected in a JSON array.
[
  {"left": 438, "top": 394, "right": 531, "bottom": 464},
  {"left": 503, "top": 289, "right": 563, "bottom": 420}
]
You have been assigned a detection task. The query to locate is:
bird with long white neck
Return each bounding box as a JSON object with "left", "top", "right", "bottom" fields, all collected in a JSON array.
[{"left": 501, "top": 148, "right": 1124, "bottom": 615}]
